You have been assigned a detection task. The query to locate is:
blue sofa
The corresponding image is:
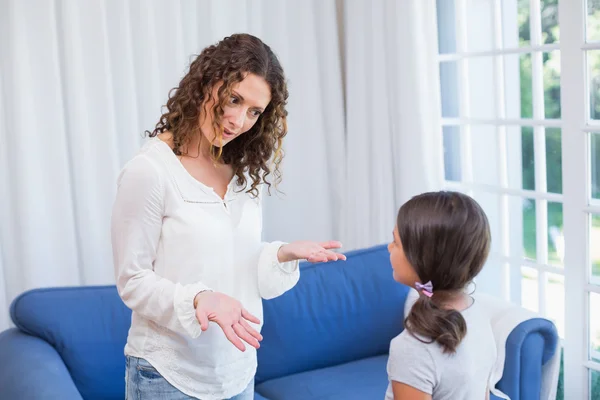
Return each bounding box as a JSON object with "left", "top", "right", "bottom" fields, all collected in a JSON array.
[{"left": 0, "top": 244, "right": 558, "bottom": 399}]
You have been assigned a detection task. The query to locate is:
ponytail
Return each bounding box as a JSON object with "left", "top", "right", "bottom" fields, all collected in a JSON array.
[{"left": 404, "top": 295, "right": 467, "bottom": 354}]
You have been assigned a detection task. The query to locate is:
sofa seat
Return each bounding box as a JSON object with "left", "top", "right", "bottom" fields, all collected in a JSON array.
[{"left": 256, "top": 354, "right": 388, "bottom": 400}]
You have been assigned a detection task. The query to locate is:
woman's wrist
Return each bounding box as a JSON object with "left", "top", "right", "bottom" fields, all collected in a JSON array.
[
  {"left": 277, "top": 244, "right": 295, "bottom": 263},
  {"left": 193, "top": 290, "right": 211, "bottom": 309}
]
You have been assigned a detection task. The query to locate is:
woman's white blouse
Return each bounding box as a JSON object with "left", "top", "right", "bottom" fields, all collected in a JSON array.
[{"left": 111, "top": 138, "right": 300, "bottom": 399}]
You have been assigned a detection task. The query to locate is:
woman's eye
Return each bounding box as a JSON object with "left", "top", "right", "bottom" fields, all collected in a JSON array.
[
  {"left": 251, "top": 110, "right": 262, "bottom": 117},
  {"left": 230, "top": 96, "right": 239, "bottom": 104}
]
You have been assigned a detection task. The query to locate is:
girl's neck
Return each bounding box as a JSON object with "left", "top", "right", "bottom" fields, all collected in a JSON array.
[{"left": 434, "top": 290, "right": 474, "bottom": 312}]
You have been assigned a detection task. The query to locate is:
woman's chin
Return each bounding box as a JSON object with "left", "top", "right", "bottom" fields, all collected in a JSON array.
[
  {"left": 210, "top": 140, "right": 228, "bottom": 148},
  {"left": 211, "top": 136, "right": 236, "bottom": 148}
]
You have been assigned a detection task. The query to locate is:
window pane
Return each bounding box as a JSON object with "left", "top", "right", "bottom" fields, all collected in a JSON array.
[
  {"left": 506, "top": 126, "right": 524, "bottom": 189},
  {"left": 518, "top": 0, "right": 531, "bottom": 47},
  {"left": 467, "top": 57, "right": 496, "bottom": 119},
  {"left": 540, "top": 0, "right": 559, "bottom": 45},
  {"left": 437, "top": 0, "right": 457, "bottom": 54},
  {"left": 557, "top": 349, "right": 564, "bottom": 400},
  {"left": 591, "top": 133, "right": 600, "bottom": 200},
  {"left": 546, "top": 128, "right": 562, "bottom": 194},
  {"left": 521, "top": 266, "right": 539, "bottom": 312},
  {"left": 545, "top": 273, "right": 564, "bottom": 337},
  {"left": 591, "top": 214, "right": 600, "bottom": 285},
  {"left": 506, "top": 127, "right": 561, "bottom": 194},
  {"left": 440, "top": 61, "right": 460, "bottom": 118},
  {"left": 588, "top": 50, "right": 600, "bottom": 120},
  {"left": 466, "top": 0, "right": 495, "bottom": 52},
  {"left": 543, "top": 51, "right": 561, "bottom": 119},
  {"left": 522, "top": 127, "right": 535, "bottom": 190},
  {"left": 472, "top": 191, "right": 501, "bottom": 257},
  {"left": 523, "top": 199, "right": 536, "bottom": 260},
  {"left": 548, "top": 202, "right": 563, "bottom": 266},
  {"left": 476, "top": 260, "right": 506, "bottom": 299},
  {"left": 590, "top": 292, "right": 600, "bottom": 363},
  {"left": 472, "top": 125, "right": 499, "bottom": 185},
  {"left": 590, "top": 369, "right": 600, "bottom": 399},
  {"left": 507, "top": 195, "right": 530, "bottom": 262},
  {"left": 522, "top": 200, "right": 563, "bottom": 265},
  {"left": 443, "top": 126, "right": 462, "bottom": 181},
  {"left": 513, "top": 2, "right": 559, "bottom": 46},
  {"left": 587, "top": 0, "right": 600, "bottom": 43},
  {"left": 521, "top": 54, "right": 533, "bottom": 119},
  {"left": 508, "top": 196, "right": 526, "bottom": 261},
  {"left": 503, "top": 54, "right": 532, "bottom": 119},
  {"left": 501, "top": 0, "right": 520, "bottom": 48}
]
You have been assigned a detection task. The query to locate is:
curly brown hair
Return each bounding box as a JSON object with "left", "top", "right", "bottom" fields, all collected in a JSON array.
[{"left": 146, "top": 33, "right": 289, "bottom": 198}]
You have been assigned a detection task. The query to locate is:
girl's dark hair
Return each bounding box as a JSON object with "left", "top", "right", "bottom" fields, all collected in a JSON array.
[
  {"left": 398, "top": 191, "right": 491, "bottom": 353},
  {"left": 146, "top": 33, "right": 288, "bottom": 198}
]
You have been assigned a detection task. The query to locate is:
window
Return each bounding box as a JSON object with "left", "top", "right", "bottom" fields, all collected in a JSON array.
[{"left": 436, "top": 0, "right": 600, "bottom": 398}]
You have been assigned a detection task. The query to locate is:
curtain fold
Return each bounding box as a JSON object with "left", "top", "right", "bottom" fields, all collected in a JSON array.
[{"left": 342, "top": 0, "right": 443, "bottom": 250}]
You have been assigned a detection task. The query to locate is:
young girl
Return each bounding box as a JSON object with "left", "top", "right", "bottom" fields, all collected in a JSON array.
[
  {"left": 111, "top": 34, "right": 345, "bottom": 400},
  {"left": 385, "top": 191, "right": 495, "bottom": 400}
]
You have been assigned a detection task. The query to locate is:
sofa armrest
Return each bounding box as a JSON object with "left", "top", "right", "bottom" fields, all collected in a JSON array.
[
  {"left": 494, "top": 318, "right": 559, "bottom": 400},
  {"left": 0, "top": 328, "right": 83, "bottom": 400}
]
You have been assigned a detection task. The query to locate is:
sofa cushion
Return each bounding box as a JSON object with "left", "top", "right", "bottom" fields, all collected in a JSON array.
[
  {"left": 256, "top": 244, "right": 409, "bottom": 383},
  {"left": 255, "top": 354, "right": 389, "bottom": 399},
  {"left": 10, "top": 285, "right": 131, "bottom": 400}
]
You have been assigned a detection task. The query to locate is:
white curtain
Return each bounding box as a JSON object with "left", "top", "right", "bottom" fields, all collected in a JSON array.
[
  {"left": 0, "top": 0, "right": 441, "bottom": 332},
  {"left": 342, "top": 0, "right": 444, "bottom": 249}
]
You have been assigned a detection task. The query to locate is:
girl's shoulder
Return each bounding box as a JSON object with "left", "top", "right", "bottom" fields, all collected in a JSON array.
[
  {"left": 387, "top": 330, "right": 440, "bottom": 383},
  {"left": 390, "top": 329, "right": 439, "bottom": 358}
]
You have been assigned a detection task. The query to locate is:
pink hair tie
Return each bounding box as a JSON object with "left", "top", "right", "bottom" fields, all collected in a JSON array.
[{"left": 415, "top": 281, "right": 433, "bottom": 298}]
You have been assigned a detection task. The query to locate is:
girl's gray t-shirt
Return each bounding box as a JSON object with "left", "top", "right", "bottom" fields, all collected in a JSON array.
[{"left": 385, "top": 301, "right": 496, "bottom": 400}]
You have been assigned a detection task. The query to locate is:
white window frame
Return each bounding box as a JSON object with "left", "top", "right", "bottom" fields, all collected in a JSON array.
[
  {"left": 561, "top": 1, "right": 600, "bottom": 398},
  {"left": 436, "top": 0, "right": 600, "bottom": 398}
]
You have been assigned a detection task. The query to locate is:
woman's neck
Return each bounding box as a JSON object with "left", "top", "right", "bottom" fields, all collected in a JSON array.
[{"left": 182, "top": 135, "right": 213, "bottom": 160}]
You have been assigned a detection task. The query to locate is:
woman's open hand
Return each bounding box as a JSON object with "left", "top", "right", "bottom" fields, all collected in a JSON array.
[
  {"left": 277, "top": 240, "right": 347, "bottom": 263},
  {"left": 194, "top": 291, "right": 262, "bottom": 352}
]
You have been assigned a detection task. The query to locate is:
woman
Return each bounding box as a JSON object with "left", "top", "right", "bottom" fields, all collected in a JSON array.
[{"left": 111, "top": 33, "right": 345, "bottom": 400}]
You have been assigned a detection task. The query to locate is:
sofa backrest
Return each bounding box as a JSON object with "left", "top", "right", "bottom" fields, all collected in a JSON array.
[
  {"left": 256, "top": 244, "right": 409, "bottom": 383},
  {"left": 10, "top": 285, "right": 131, "bottom": 400}
]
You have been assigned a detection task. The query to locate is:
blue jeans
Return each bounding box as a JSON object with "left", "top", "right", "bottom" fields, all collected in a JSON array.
[{"left": 125, "top": 356, "right": 254, "bottom": 400}]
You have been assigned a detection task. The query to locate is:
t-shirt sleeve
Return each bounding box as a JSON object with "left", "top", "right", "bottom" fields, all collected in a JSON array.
[{"left": 386, "top": 333, "right": 437, "bottom": 395}]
